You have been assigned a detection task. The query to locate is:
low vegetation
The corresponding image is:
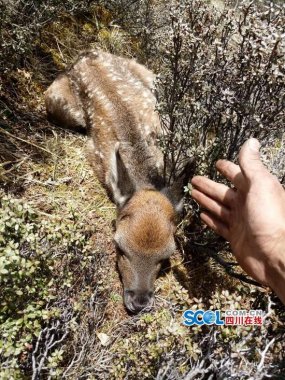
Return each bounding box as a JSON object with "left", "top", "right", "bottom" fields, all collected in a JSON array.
[{"left": 0, "top": 0, "right": 284, "bottom": 379}]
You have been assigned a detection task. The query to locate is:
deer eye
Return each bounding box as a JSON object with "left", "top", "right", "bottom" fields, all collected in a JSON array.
[
  {"left": 115, "top": 244, "right": 127, "bottom": 258},
  {"left": 116, "top": 246, "right": 124, "bottom": 255}
]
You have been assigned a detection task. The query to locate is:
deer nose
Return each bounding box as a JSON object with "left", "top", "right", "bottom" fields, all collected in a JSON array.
[{"left": 124, "top": 290, "right": 154, "bottom": 313}]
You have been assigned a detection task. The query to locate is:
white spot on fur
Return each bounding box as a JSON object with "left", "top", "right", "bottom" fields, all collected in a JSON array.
[
  {"left": 74, "top": 110, "right": 83, "bottom": 118},
  {"left": 51, "top": 94, "right": 62, "bottom": 102}
]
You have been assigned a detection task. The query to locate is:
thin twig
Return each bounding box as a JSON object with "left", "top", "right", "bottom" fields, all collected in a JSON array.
[{"left": 0, "top": 126, "right": 55, "bottom": 156}]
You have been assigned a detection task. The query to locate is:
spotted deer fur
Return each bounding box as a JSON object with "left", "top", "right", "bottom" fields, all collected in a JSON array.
[{"left": 45, "top": 51, "right": 194, "bottom": 313}]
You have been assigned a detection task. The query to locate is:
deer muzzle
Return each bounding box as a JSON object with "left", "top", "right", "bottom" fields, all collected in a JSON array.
[{"left": 124, "top": 289, "right": 154, "bottom": 313}]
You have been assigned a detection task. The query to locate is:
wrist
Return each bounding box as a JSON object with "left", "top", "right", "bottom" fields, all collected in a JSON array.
[{"left": 266, "top": 253, "right": 285, "bottom": 304}]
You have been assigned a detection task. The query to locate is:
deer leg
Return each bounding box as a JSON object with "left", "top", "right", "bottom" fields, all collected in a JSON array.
[{"left": 45, "top": 74, "right": 86, "bottom": 133}]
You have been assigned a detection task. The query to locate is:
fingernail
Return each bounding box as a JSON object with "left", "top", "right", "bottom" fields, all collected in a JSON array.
[{"left": 248, "top": 138, "right": 260, "bottom": 151}]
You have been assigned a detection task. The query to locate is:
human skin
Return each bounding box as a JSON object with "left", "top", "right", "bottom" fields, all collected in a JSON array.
[{"left": 191, "top": 138, "right": 285, "bottom": 304}]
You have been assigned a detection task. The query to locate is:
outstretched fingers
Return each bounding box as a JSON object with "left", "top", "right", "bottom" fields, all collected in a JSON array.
[
  {"left": 239, "top": 138, "right": 265, "bottom": 180},
  {"left": 216, "top": 160, "right": 245, "bottom": 189},
  {"left": 191, "top": 175, "right": 234, "bottom": 241},
  {"left": 192, "top": 189, "right": 231, "bottom": 224},
  {"left": 200, "top": 212, "right": 230, "bottom": 240},
  {"left": 191, "top": 176, "right": 236, "bottom": 207}
]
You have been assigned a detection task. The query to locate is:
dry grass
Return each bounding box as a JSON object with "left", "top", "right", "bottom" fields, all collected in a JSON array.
[
  {"left": 0, "top": 1, "right": 284, "bottom": 378},
  {"left": 18, "top": 131, "right": 284, "bottom": 378},
  {"left": 22, "top": 132, "right": 115, "bottom": 222},
  {"left": 2, "top": 92, "right": 284, "bottom": 380}
]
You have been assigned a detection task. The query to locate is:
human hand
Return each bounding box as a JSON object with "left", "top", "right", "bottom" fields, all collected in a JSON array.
[{"left": 191, "top": 138, "right": 285, "bottom": 303}]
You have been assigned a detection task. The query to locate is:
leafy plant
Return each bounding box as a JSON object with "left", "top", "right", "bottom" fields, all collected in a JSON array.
[{"left": 0, "top": 194, "right": 98, "bottom": 378}]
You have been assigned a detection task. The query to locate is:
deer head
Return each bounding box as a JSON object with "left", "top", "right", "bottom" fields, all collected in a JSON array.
[{"left": 110, "top": 145, "right": 194, "bottom": 313}]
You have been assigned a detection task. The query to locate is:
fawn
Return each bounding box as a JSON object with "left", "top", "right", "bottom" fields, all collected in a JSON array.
[{"left": 45, "top": 51, "right": 194, "bottom": 313}]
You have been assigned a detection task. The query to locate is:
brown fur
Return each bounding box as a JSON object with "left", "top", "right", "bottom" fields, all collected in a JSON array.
[
  {"left": 45, "top": 51, "right": 193, "bottom": 313},
  {"left": 118, "top": 190, "right": 176, "bottom": 255}
]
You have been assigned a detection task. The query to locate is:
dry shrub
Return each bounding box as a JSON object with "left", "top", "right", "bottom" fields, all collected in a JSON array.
[{"left": 1, "top": 0, "right": 285, "bottom": 379}]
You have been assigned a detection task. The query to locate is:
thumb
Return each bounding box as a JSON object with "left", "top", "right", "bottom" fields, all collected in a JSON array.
[{"left": 238, "top": 138, "right": 265, "bottom": 179}]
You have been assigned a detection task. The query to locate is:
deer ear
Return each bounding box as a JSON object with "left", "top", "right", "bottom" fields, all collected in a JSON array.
[
  {"left": 109, "top": 143, "right": 135, "bottom": 208},
  {"left": 164, "top": 157, "right": 196, "bottom": 213}
]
